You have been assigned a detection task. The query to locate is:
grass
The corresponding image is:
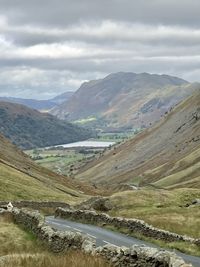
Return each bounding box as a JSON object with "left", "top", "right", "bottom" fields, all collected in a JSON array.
[
  {"left": 0, "top": 163, "right": 84, "bottom": 204},
  {"left": 25, "top": 148, "right": 97, "bottom": 176},
  {"left": 0, "top": 214, "right": 111, "bottom": 267},
  {"left": 109, "top": 189, "right": 200, "bottom": 239},
  {"left": 74, "top": 116, "right": 97, "bottom": 125},
  {"left": 94, "top": 131, "right": 137, "bottom": 143},
  {"left": 0, "top": 252, "right": 111, "bottom": 267},
  {"left": 0, "top": 214, "right": 41, "bottom": 256},
  {"left": 154, "top": 163, "right": 200, "bottom": 188},
  {"left": 152, "top": 147, "right": 200, "bottom": 188},
  {"left": 63, "top": 207, "right": 200, "bottom": 257},
  {"left": 104, "top": 225, "right": 200, "bottom": 257}
]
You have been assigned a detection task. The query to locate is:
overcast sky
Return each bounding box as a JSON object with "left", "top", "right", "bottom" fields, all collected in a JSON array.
[{"left": 0, "top": 0, "right": 200, "bottom": 99}]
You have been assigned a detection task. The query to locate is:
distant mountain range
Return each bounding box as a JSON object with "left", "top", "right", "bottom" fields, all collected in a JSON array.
[
  {"left": 77, "top": 88, "right": 200, "bottom": 190},
  {"left": 0, "top": 91, "right": 73, "bottom": 111},
  {"left": 51, "top": 72, "right": 198, "bottom": 130},
  {"left": 0, "top": 101, "right": 93, "bottom": 149}
]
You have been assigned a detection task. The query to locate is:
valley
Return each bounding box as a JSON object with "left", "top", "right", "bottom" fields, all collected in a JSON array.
[
  {"left": 0, "top": 74, "right": 199, "bottom": 266},
  {"left": 25, "top": 141, "right": 112, "bottom": 176},
  {"left": 1, "top": 1, "right": 200, "bottom": 266},
  {"left": 77, "top": 88, "right": 200, "bottom": 190},
  {"left": 25, "top": 132, "right": 134, "bottom": 176}
]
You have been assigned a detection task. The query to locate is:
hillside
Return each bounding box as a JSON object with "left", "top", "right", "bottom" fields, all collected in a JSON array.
[
  {"left": 51, "top": 72, "right": 197, "bottom": 130},
  {"left": 0, "top": 101, "right": 93, "bottom": 150},
  {"left": 51, "top": 91, "right": 74, "bottom": 105},
  {"left": 0, "top": 91, "right": 73, "bottom": 111},
  {"left": 77, "top": 88, "right": 200, "bottom": 189},
  {"left": 0, "top": 133, "right": 90, "bottom": 202}
]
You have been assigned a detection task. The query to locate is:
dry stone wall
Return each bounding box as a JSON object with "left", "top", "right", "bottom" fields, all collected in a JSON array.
[
  {"left": 11, "top": 208, "right": 91, "bottom": 252},
  {"left": 55, "top": 208, "right": 200, "bottom": 246},
  {"left": 0, "top": 208, "right": 192, "bottom": 266},
  {"left": 0, "top": 201, "right": 70, "bottom": 210}
]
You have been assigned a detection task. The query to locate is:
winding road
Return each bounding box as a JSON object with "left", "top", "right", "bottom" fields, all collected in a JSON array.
[{"left": 46, "top": 216, "right": 200, "bottom": 267}]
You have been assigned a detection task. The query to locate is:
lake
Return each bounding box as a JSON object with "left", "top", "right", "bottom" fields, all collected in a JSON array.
[{"left": 51, "top": 140, "right": 115, "bottom": 149}]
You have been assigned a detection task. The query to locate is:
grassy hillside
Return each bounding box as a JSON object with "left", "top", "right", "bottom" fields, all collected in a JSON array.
[
  {"left": 77, "top": 89, "right": 200, "bottom": 189},
  {"left": 0, "top": 101, "right": 93, "bottom": 149},
  {"left": 51, "top": 72, "right": 198, "bottom": 130},
  {"left": 107, "top": 188, "right": 200, "bottom": 255},
  {"left": 109, "top": 189, "right": 200, "bottom": 238},
  {"left": 0, "top": 133, "right": 97, "bottom": 203}
]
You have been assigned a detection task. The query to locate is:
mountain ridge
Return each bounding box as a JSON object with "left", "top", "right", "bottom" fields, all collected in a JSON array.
[
  {"left": 51, "top": 72, "right": 196, "bottom": 130},
  {"left": 0, "top": 91, "right": 73, "bottom": 111}
]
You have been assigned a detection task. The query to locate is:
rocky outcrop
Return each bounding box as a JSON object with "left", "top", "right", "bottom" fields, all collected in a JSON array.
[
  {"left": 75, "top": 197, "right": 113, "bottom": 212},
  {"left": 0, "top": 208, "right": 192, "bottom": 266},
  {"left": 55, "top": 208, "right": 200, "bottom": 246}
]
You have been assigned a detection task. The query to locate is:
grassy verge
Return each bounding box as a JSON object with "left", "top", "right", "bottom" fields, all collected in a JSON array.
[
  {"left": 103, "top": 225, "right": 200, "bottom": 257},
  {"left": 1, "top": 251, "right": 111, "bottom": 267},
  {"left": 0, "top": 214, "right": 111, "bottom": 267},
  {"left": 57, "top": 214, "right": 200, "bottom": 257}
]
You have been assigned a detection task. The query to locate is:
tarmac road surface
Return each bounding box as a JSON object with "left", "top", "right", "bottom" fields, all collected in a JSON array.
[{"left": 46, "top": 216, "right": 200, "bottom": 267}]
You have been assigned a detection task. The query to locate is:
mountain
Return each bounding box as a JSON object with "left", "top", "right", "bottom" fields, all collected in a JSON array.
[
  {"left": 0, "top": 101, "right": 93, "bottom": 150},
  {"left": 51, "top": 72, "right": 197, "bottom": 130},
  {"left": 0, "top": 91, "right": 73, "bottom": 111},
  {"left": 51, "top": 91, "right": 74, "bottom": 105},
  {"left": 77, "top": 88, "right": 200, "bottom": 189},
  {"left": 0, "top": 133, "right": 87, "bottom": 201}
]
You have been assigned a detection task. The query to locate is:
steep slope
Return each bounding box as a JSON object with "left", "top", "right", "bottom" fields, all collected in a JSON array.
[
  {"left": 0, "top": 133, "right": 90, "bottom": 202},
  {"left": 51, "top": 91, "right": 74, "bottom": 105},
  {"left": 0, "top": 101, "right": 93, "bottom": 149},
  {"left": 51, "top": 72, "right": 197, "bottom": 129},
  {"left": 77, "top": 89, "right": 200, "bottom": 189},
  {"left": 0, "top": 91, "right": 73, "bottom": 111}
]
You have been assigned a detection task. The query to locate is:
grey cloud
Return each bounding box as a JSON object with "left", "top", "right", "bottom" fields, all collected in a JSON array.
[
  {"left": 3, "top": 23, "right": 200, "bottom": 48},
  {"left": 0, "top": 68, "right": 91, "bottom": 99},
  {"left": 0, "top": 0, "right": 200, "bottom": 99},
  {"left": 1, "top": 0, "right": 200, "bottom": 27}
]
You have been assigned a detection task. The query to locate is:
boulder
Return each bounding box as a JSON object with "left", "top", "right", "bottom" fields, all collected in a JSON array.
[{"left": 76, "top": 197, "right": 113, "bottom": 212}]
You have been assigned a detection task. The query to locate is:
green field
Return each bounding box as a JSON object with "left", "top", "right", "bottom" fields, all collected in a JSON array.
[
  {"left": 25, "top": 148, "right": 98, "bottom": 176},
  {"left": 25, "top": 131, "right": 138, "bottom": 176},
  {"left": 94, "top": 131, "right": 137, "bottom": 142}
]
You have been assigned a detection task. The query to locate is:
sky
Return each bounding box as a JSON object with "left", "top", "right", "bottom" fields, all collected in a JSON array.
[{"left": 0, "top": 0, "right": 200, "bottom": 99}]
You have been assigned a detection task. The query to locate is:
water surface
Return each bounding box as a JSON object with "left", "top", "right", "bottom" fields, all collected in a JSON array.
[{"left": 52, "top": 140, "right": 115, "bottom": 148}]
